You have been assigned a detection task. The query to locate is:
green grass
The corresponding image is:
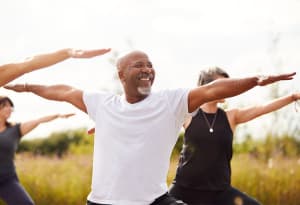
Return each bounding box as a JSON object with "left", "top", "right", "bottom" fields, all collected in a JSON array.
[{"left": 1, "top": 153, "right": 299, "bottom": 205}]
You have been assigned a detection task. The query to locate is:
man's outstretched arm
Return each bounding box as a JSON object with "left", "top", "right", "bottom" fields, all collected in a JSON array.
[
  {"left": 0, "top": 48, "right": 111, "bottom": 86},
  {"left": 188, "top": 72, "right": 296, "bottom": 112},
  {"left": 4, "top": 84, "right": 86, "bottom": 113}
]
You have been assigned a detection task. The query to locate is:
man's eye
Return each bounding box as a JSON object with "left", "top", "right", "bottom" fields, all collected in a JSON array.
[{"left": 134, "top": 64, "right": 143, "bottom": 68}]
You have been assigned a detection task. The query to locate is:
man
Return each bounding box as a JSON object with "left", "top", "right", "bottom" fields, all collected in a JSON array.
[
  {"left": 5, "top": 50, "right": 295, "bottom": 205},
  {"left": 0, "top": 48, "right": 111, "bottom": 87}
]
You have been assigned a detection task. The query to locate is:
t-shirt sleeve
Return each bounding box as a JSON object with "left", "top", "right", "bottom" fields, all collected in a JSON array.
[
  {"left": 165, "top": 88, "right": 191, "bottom": 126},
  {"left": 83, "top": 90, "right": 107, "bottom": 121}
]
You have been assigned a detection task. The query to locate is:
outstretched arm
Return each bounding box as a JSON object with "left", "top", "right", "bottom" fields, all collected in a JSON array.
[
  {"left": 20, "top": 113, "right": 75, "bottom": 136},
  {"left": 188, "top": 73, "right": 296, "bottom": 112},
  {"left": 4, "top": 83, "right": 86, "bottom": 112},
  {"left": 0, "top": 48, "right": 111, "bottom": 86},
  {"left": 227, "top": 92, "right": 300, "bottom": 130}
]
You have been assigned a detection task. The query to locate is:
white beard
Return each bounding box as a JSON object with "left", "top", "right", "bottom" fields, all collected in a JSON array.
[{"left": 137, "top": 86, "right": 151, "bottom": 96}]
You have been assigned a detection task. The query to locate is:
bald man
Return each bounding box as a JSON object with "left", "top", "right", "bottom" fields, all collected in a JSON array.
[{"left": 5, "top": 50, "right": 295, "bottom": 205}]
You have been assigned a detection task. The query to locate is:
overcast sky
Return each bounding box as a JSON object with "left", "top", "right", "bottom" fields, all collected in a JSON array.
[{"left": 0, "top": 0, "right": 300, "bottom": 139}]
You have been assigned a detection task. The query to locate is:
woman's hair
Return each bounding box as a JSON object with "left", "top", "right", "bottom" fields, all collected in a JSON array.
[
  {"left": 197, "top": 66, "right": 230, "bottom": 86},
  {"left": 0, "top": 96, "right": 14, "bottom": 127}
]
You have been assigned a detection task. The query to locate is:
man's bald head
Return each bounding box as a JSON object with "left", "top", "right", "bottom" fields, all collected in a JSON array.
[{"left": 116, "top": 50, "right": 149, "bottom": 71}]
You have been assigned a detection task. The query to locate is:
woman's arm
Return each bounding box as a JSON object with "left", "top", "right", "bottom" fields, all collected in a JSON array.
[
  {"left": 227, "top": 93, "right": 300, "bottom": 130},
  {"left": 0, "top": 48, "right": 110, "bottom": 86},
  {"left": 20, "top": 113, "right": 75, "bottom": 136}
]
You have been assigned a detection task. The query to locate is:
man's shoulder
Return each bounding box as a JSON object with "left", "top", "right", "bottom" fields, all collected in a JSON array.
[
  {"left": 153, "top": 88, "right": 191, "bottom": 97},
  {"left": 84, "top": 90, "right": 118, "bottom": 98},
  {"left": 83, "top": 90, "right": 121, "bottom": 107}
]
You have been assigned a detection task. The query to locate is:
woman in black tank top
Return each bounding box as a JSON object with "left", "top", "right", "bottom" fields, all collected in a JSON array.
[{"left": 169, "top": 67, "right": 300, "bottom": 205}]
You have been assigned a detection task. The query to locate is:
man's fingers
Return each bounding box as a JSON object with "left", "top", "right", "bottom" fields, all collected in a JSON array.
[
  {"left": 4, "top": 84, "right": 29, "bottom": 92},
  {"left": 280, "top": 72, "right": 296, "bottom": 79},
  {"left": 257, "top": 72, "right": 296, "bottom": 86},
  {"left": 4, "top": 84, "right": 17, "bottom": 90},
  {"left": 273, "top": 72, "right": 296, "bottom": 81}
]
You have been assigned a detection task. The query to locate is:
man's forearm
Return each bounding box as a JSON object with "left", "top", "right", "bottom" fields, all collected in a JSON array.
[
  {"left": 207, "top": 76, "right": 259, "bottom": 100},
  {"left": 25, "top": 84, "right": 72, "bottom": 102},
  {"left": 188, "top": 76, "right": 259, "bottom": 112},
  {"left": 189, "top": 72, "right": 295, "bottom": 112},
  {"left": 5, "top": 83, "right": 85, "bottom": 112}
]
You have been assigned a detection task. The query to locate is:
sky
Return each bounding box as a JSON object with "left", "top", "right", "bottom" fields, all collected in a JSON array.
[{"left": 0, "top": 0, "right": 300, "bottom": 140}]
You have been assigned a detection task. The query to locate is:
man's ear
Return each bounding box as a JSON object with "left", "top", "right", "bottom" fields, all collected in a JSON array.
[{"left": 118, "top": 70, "right": 125, "bottom": 83}]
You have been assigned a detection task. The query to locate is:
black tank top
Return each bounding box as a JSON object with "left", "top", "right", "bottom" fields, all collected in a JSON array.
[{"left": 173, "top": 108, "right": 233, "bottom": 191}]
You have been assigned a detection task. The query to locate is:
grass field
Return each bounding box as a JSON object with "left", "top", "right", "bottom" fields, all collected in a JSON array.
[{"left": 0, "top": 153, "right": 299, "bottom": 205}]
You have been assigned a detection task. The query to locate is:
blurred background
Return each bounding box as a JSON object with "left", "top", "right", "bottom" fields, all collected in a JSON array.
[{"left": 0, "top": 0, "right": 299, "bottom": 140}]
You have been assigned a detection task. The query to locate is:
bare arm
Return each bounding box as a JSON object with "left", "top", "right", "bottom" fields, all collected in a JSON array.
[
  {"left": 4, "top": 84, "right": 86, "bottom": 112},
  {"left": 20, "top": 113, "right": 75, "bottom": 136},
  {"left": 227, "top": 93, "right": 300, "bottom": 130},
  {"left": 0, "top": 48, "right": 110, "bottom": 86},
  {"left": 188, "top": 73, "right": 296, "bottom": 113}
]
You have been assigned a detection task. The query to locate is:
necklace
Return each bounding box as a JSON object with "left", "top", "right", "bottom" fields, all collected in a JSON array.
[{"left": 201, "top": 109, "right": 218, "bottom": 133}]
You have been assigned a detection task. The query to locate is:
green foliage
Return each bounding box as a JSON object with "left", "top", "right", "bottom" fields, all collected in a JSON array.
[
  {"left": 233, "top": 134, "right": 300, "bottom": 160},
  {"left": 18, "top": 129, "right": 93, "bottom": 157},
  {"left": 19, "top": 128, "right": 300, "bottom": 160},
  {"left": 173, "top": 132, "right": 300, "bottom": 160}
]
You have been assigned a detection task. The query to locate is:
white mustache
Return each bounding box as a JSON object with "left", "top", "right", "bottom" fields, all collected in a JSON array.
[{"left": 138, "top": 73, "right": 154, "bottom": 80}]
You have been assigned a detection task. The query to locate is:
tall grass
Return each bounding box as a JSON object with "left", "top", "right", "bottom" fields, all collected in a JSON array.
[
  {"left": 1, "top": 153, "right": 299, "bottom": 205},
  {"left": 231, "top": 155, "right": 300, "bottom": 205},
  {"left": 1, "top": 154, "right": 92, "bottom": 205}
]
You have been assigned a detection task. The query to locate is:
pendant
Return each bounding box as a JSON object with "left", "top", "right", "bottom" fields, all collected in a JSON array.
[{"left": 209, "top": 128, "right": 214, "bottom": 133}]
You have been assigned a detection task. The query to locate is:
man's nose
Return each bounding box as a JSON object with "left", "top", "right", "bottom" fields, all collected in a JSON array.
[{"left": 141, "top": 66, "right": 151, "bottom": 73}]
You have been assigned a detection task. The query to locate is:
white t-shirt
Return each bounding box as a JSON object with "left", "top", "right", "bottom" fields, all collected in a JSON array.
[{"left": 83, "top": 88, "right": 190, "bottom": 205}]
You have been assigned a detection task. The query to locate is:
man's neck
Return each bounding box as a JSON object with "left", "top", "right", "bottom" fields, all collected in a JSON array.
[{"left": 125, "top": 94, "right": 148, "bottom": 104}]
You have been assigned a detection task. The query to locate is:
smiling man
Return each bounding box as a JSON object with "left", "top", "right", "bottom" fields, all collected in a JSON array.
[
  {"left": 117, "top": 51, "right": 155, "bottom": 102},
  {"left": 4, "top": 49, "right": 295, "bottom": 205}
]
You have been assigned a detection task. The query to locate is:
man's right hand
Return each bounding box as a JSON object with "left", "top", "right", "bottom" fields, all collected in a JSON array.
[
  {"left": 4, "top": 84, "right": 28, "bottom": 92},
  {"left": 257, "top": 72, "right": 296, "bottom": 86}
]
